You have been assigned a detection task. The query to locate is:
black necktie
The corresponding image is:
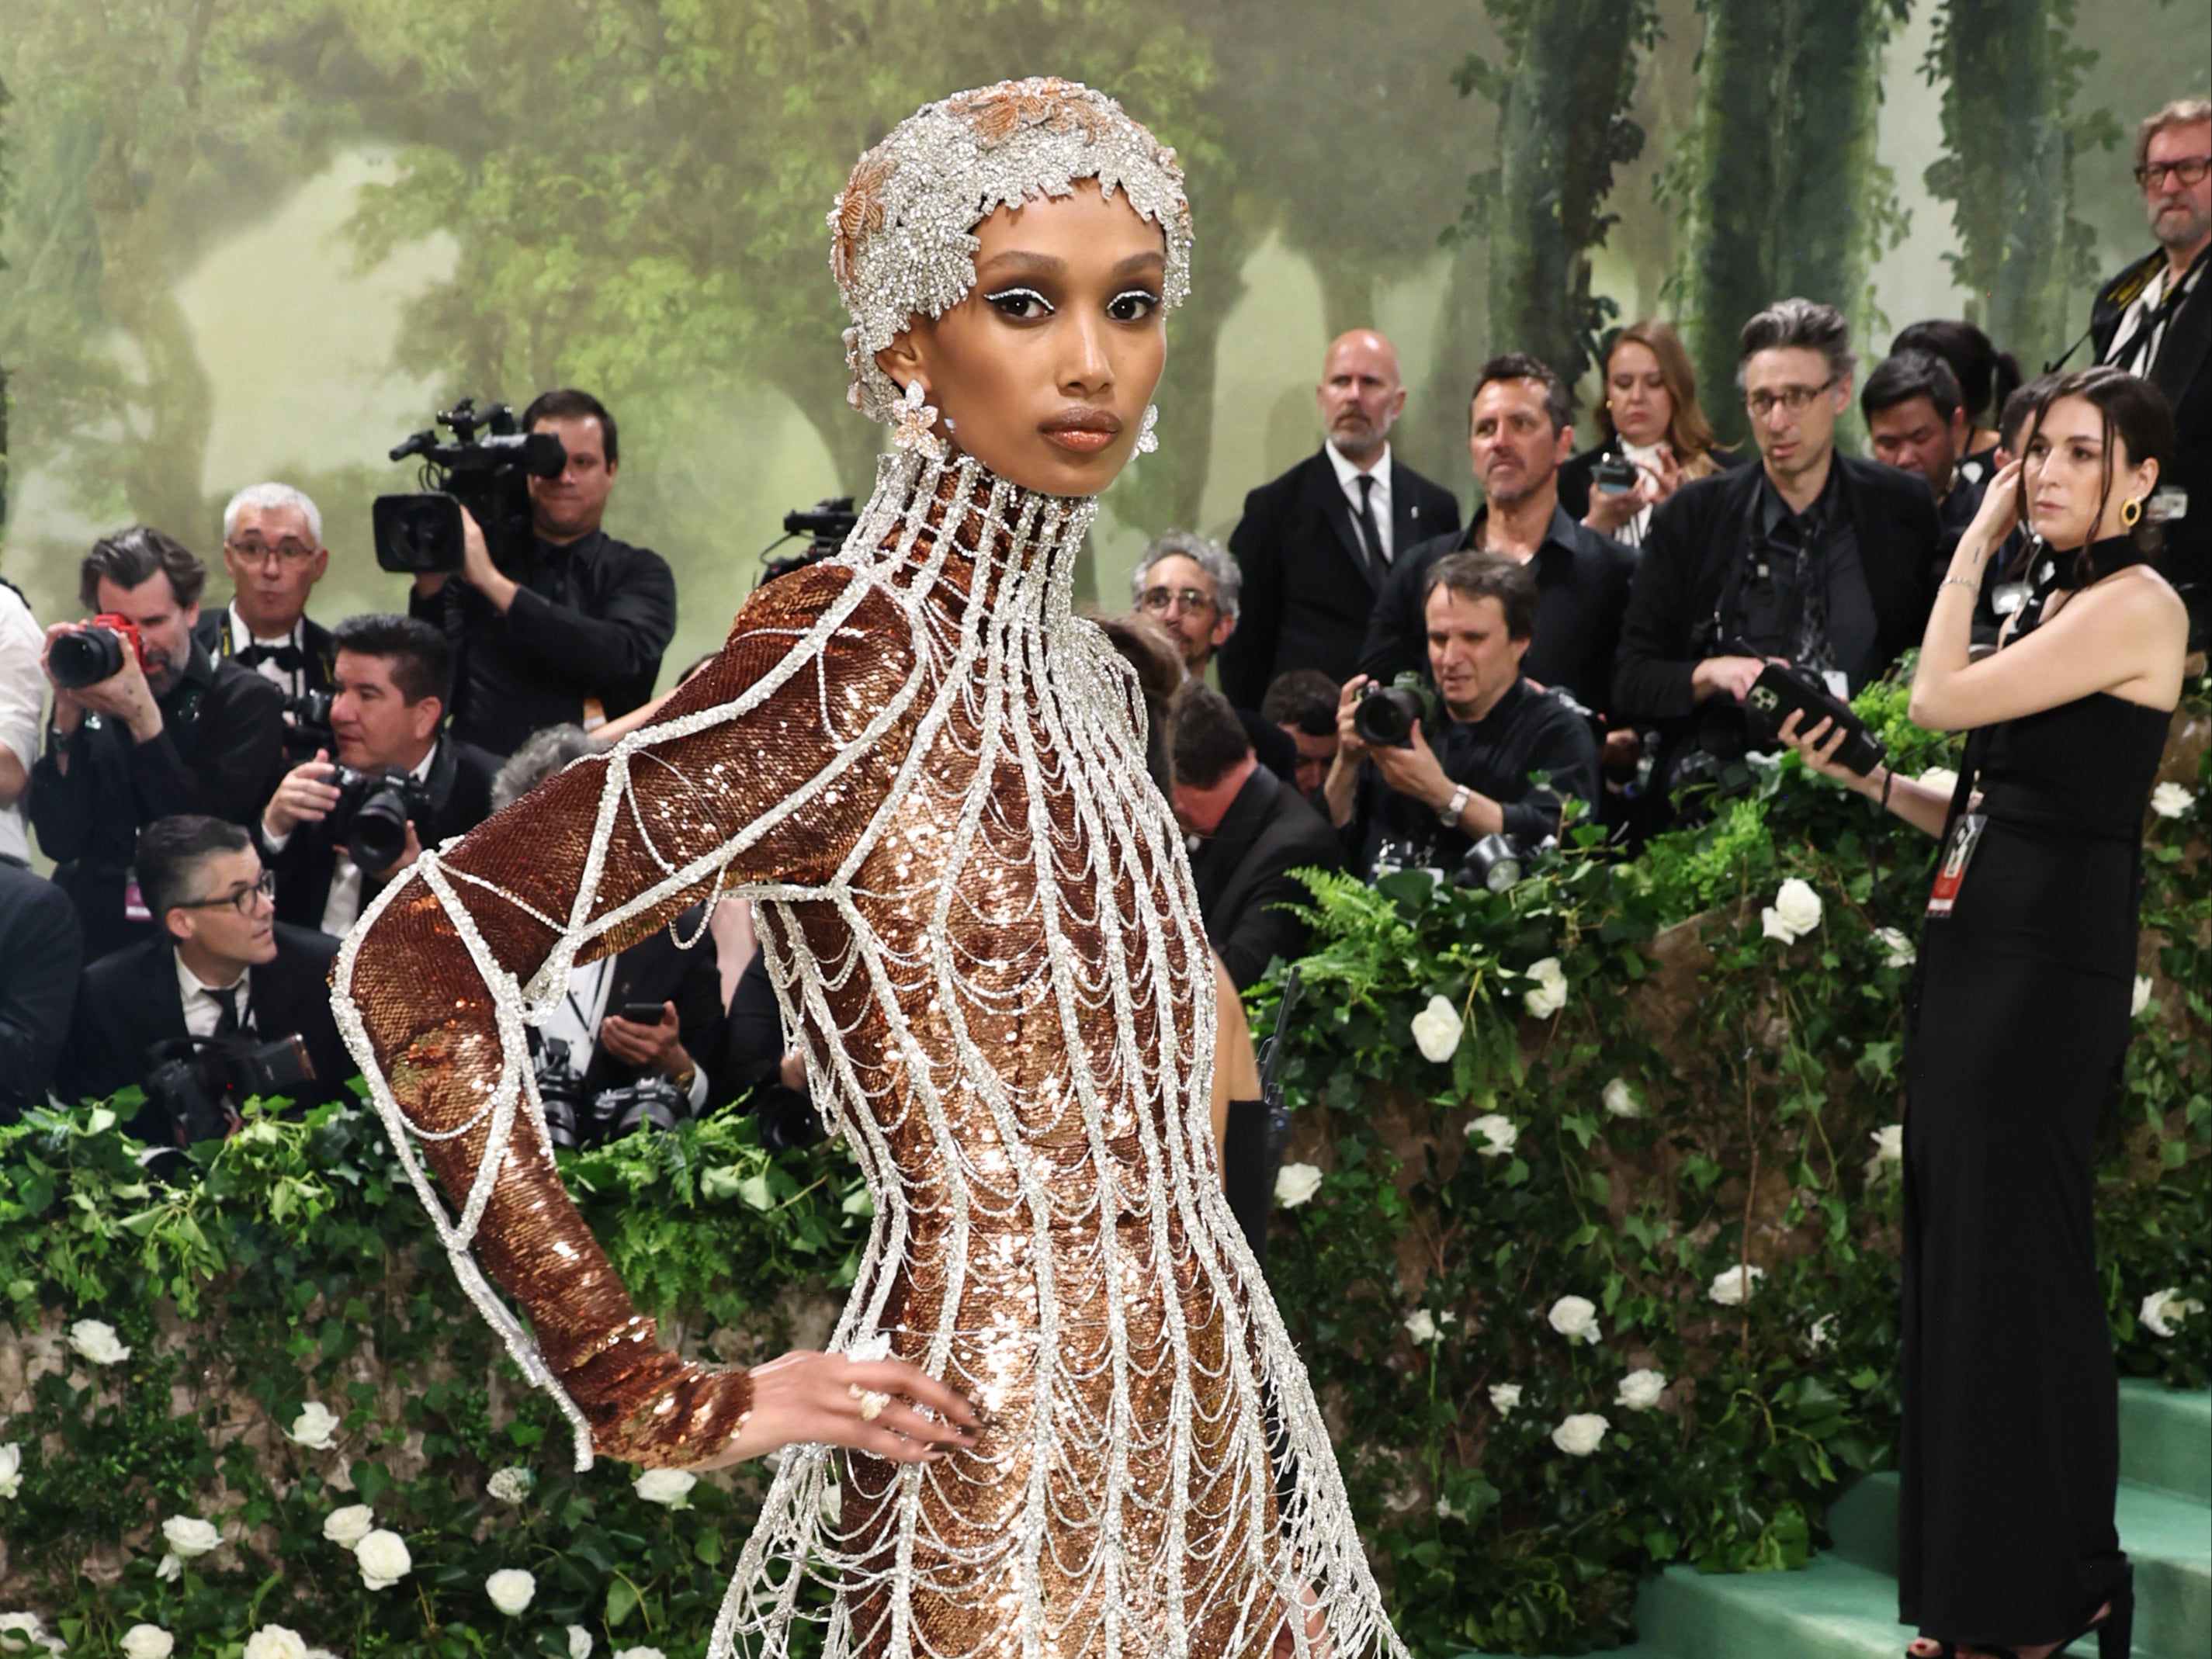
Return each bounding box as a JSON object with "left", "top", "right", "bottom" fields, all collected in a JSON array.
[
  {"left": 235, "top": 641, "right": 304, "bottom": 673},
  {"left": 210, "top": 983, "right": 244, "bottom": 1038},
  {"left": 1355, "top": 473, "right": 1387, "bottom": 577}
]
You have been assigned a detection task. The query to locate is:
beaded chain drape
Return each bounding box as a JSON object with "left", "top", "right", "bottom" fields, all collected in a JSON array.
[{"left": 335, "top": 449, "right": 1406, "bottom": 1659}]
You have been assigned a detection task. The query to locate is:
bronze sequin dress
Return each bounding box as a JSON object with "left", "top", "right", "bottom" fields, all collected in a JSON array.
[{"left": 335, "top": 449, "right": 1405, "bottom": 1659}]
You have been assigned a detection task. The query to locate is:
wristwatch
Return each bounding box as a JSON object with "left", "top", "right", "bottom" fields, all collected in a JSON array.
[{"left": 1437, "top": 784, "right": 1472, "bottom": 827}]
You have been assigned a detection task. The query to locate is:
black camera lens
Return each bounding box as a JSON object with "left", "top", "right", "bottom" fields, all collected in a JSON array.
[
  {"left": 1353, "top": 685, "right": 1427, "bottom": 748},
  {"left": 50, "top": 625, "right": 127, "bottom": 689},
  {"left": 340, "top": 772, "right": 413, "bottom": 872}
]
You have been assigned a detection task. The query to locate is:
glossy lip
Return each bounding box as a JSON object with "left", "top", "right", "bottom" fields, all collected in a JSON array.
[{"left": 1039, "top": 407, "right": 1122, "bottom": 455}]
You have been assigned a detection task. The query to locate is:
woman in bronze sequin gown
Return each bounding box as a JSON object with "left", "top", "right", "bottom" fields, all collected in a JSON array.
[{"left": 336, "top": 80, "right": 1405, "bottom": 1659}]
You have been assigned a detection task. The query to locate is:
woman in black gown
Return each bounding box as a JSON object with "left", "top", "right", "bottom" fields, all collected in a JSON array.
[{"left": 1782, "top": 365, "right": 2185, "bottom": 1659}]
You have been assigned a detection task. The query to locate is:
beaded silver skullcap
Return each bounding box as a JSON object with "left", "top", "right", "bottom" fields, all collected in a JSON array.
[{"left": 829, "top": 77, "right": 1194, "bottom": 428}]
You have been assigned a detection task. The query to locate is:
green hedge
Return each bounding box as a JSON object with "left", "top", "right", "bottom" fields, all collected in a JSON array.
[{"left": 1, "top": 679, "right": 2204, "bottom": 1657}]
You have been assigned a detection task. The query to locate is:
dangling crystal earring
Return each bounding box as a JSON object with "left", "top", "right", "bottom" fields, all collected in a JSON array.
[
  {"left": 893, "top": 379, "right": 948, "bottom": 459},
  {"left": 1134, "top": 403, "right": 1160, "bottom": 456}
]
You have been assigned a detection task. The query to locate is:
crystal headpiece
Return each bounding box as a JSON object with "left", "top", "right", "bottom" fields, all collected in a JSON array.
[{"left": 829, "top": 77, "right": 1194, "bottom": 428}]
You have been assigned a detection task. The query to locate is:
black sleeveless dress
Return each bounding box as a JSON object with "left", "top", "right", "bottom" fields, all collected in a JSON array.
[{"left": 1898, "top": 575, "right": 2172, "bottom": 1647}]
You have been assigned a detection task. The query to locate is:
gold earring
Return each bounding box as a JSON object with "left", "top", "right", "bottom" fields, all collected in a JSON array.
[{"left": 2120, "top": 496, "right": 2143, "bottom": 528}]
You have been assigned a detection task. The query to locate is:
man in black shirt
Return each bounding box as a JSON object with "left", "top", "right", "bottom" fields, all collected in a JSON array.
[
  {"left": 32, "top": 528, "right": 286, "bottom": 962},
  {"left": 1326, "top": 552, "right": 1597, "bottom": 880},
  {"left": 1359, "top": 353, "right": 1636, "bottom": 728},
  {"left": 411, "top": 389, "right": 677, "bottom": 755},
  {"left": 1861, "top": 352, "right": 1988, "bottom": 545}
]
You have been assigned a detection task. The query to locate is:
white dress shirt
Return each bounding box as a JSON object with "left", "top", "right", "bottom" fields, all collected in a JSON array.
[
  {"left": 0, "top": 584, "right": 43, "bottom": 866},
  {"left": 230, "top": 603, "right": 311, "bottom": 698},
  {"left": 1326, "top": 440, "right": 1395, "bottom": 565},
  {"left": 177, "top": 953, "right": 253, "bottom": 1041}
]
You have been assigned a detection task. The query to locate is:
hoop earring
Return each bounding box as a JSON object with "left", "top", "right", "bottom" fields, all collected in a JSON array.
[
  {"left": 2120, "top": 496, "right": 2143, "bottom": 529},
  {"left": 892, "top": 379, "right": 949, "bottom": 459}
]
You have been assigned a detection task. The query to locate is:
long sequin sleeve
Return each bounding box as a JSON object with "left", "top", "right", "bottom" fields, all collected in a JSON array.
[{"left": 335, "top": 566, "right": 922, "bottom": 1468}]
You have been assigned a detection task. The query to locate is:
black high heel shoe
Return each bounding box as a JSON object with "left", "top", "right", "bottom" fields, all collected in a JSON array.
[{"left": 1902, "top": 1561, "right": 2135, "bottom": 1659}]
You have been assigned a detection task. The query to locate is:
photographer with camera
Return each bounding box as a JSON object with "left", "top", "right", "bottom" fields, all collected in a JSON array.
[
  {"left": 61, "top": 816, "right": 349, "bottom": 1145},
  {"left": 1325, "top": 552, "right": 1597, "bottom": 881},
  {"left": 258, "top": 615, "right": 498, "bottom": 934},
  {"left": 404, "top": 390, "right": 677, "bottom": 757},
  {"left": 195, "top": 483, "right": 337, "bottom": 700},
  {"left": 490, "top": 727, "right": 724, "bottom": 1147},
  {"left": 1612, "top": 300, "right": 1939, "bottom": 830},
  {"left": 31, "top": 528, "right": 287, "bottom": 961},
  {"left": 1862, "top": 351, "right": 1988, "bottom": 543}
]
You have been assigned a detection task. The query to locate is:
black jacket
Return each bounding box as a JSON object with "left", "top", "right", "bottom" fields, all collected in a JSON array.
[
  {"left": 575, "top": 908, "right": 727, "bottom": 1102},
  {"left": 192, "top": 608, "right": 337, "bottom": 696},
  {"left": 60, "top": 923, "right": 351, "bottom": 1138},
  {"left": 1218, "top": 449, "right": 1461, "bottom": 708},
  {"left": 1359, "top": 507, "right": 1637, "bottom": 719},
  {"left": 2092, "top": 247, "right": 2210, "bottom": 636},
  {"left": 1187, "top": 764, "right": 1340, "bottom": 992},
  {"left": 1612, "top": 453, "right": 1939, "bottom": 726},
  {"left": 414, "top": 528, "right": 678, "bottom": 756},
  {"left": 29, "top": 641, "right": 286, "bottom": 962},
  {"left": 265, "top": 736, "right": 500, "bottom": 931},
  {"left": 0, "top": 864, "right": 83, "bottom": 1119}
]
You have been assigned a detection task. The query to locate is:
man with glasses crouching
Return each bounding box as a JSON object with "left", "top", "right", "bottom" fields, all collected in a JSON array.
[
  {"left": 61, "top": 816, "right": 351, "bottom": 1149},
  {"left": 1128, "top": 528, "right": 1299, "bottom": 783}
]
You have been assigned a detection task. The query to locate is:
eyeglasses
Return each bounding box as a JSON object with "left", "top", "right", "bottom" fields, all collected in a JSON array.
[
  {"left": 2135, "top": 157, "right": 2210, "bottom": 189},
  {"left": 227, "top": 538, "right": 318, "bottom": 566},
  {"left": 1138, "top": 586, "right": 1215, "bottom": 617},
  {"left": 174, "top": 871, "right": 276, "bottom": 916},
  {"left": 1745, "top": 377, "right": 1838, "bottom": 419}
]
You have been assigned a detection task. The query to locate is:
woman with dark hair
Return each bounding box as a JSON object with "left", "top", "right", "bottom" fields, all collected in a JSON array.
[
  {"left": 1782, "top": 365, "right": 2183, "bottom": 1659},
  {"left": 1894, "top": 317, "right": 2021, "bottom": 459},
  {"left": 1560, "top": 320, "right": 1732, "bottom": 545}
]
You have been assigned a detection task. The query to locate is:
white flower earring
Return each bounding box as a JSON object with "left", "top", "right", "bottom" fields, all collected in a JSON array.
[
  {"left": 1134, "top": 403, "right": 1160, "bottom": 455},
  {"left": 892, "top": 378, "right": 949, "bottom": 459}
]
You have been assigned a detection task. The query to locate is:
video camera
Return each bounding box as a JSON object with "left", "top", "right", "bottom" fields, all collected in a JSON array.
[
  {"left": 1354, "top": 672, "right": 1437, "bottom": 749},
  {"left": 373, "top": 398, "right": 567, "bottom": 574},
  {"left": 48, "top": 615, "right": 147, "bottom": 689},
  {"left": 759, "top": 497, "right": 858, "bottom": 586},
  {"left": 145, "top": 1033, "right": 317, "bottom": 1145}
]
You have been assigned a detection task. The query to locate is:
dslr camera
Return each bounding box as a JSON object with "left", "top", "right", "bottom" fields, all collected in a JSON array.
[
  {"left": 280, "top": 689, "right": 338, "bottom": 766},
  {"left": 145, "top": 1033, "right": 317, "bottom": 1145},
  {"left": 48, "top": 614, "right": 147, "bottom": 689},
  {"left": 328, "top": 765, "right": 434, "bottom": 874},
  {"left": 373, "top": 398, "right": 567, "bottom": 574},
  {"left": 531, "top": 1036, "right": 688, "bottom": 1149},
  {"left": 1354, "top": 672, "right": 1438, "bottom": 749}
]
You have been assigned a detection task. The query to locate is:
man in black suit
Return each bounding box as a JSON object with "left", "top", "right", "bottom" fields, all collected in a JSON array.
[
  {"left": 1614, "top": 299, "right": 1939, "bottom": 823},
  {"left": 1218, "top": 331, "right": 1461, "bottom": 706},
  {"left": 258, "top": 615, "right": 498, "bottom": 935},
  {"left": 61, "top": 816, "right": 349, "bottom": 1144},
  {"left": 0, "top": 864, "right": 82, "bottom": 1120},
  {"left": 192, "top": 483, "right": 338, "bottom": 702},
  {"left": 491, "top": 727, "right": 724, "bottom": 1145},
  {"left": 1170, "top": 685, "right": 1341, "bottom": 991},
  {"left": 2092, "top": 99, "right": 2210, "bottom": 641},
  {"left": 31, "top": 528, "right": 286, "bottom": 962}
]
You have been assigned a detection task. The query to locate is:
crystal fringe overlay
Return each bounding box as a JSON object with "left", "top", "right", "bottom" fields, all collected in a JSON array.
[{"left": 333, "top": 449, "right": 1406, "bottom": 1659}]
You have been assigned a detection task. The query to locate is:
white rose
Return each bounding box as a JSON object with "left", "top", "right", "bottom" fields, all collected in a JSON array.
[
  {"left": 1409, "top": 994, "right": 1465, "bottom": 1063},
  {"left": 67, "top": 1318, "right": 130, "bottom": 1366},
  {"left": 613, "top": 1648, "right": 669, "bottom": 1659},
  {"left": 568, "top": 1629, "right": 595, "bottom": 1659},
  {"left": 1805, "top": 1313, "right": 1837, "bottom": 1352},
  {"left": 1466, "top": 1114, "right": 1517, "bottom": 1159},
  {"left": 2140, "top": 1287, "right": 2207, "bottom": 1339},
  {"left": 633, "top": 1467, "right": 697, "bottom": 1508},
  {"left": 241, "top": 1628, "right": 308, "bottom": 1659},
  {"left": 1402, "top": 1309, "right": 1437, "bottom": 1345},
  {"left": 1761, "top": 877, "right": 1823, "bottom": 945},
  {"left": 0, "top": 1615, "right": 47, "bottom": 1654},
  {"left": 2132, "top": 976, "right": 2153, "bottom": 1020},
  {"left": 354, "top": 1527, "right": 412, "bottom": 1591},
  {"left": 322, "top": 1504, "right": 375, "bottom": 1548},
  {"left": 485, "top": 1567, "right": 536, "bottom": 1616},
  {"left": 1614, "top": 1368, "right": 1667, "bottom": 1411},
  {"left": 1547, "top": 1294, "right": 1601, "bottom": 1346},
  {"left": 0, "top": 1444, "right": 19, "bottom": 1500},
  {"left": 1552, "top": 1412, "right": 1610, "bottom": 1456},
  {"left": 1489, "top": 1383, "right": 1522, "bottom": 1417},
  {"left": 487, "top": 1466, "right": 534, "bottom": 1505},
  {"left": 1708, "top": 1263, "right": 1766, "bottom": 1306},
  {"left": 1601, "top": 1077, "right": 1642, "bottom": 1119},
  {"left": 1274, "top": 1162, "right": 1323, "bottom": 1209},
  {"left": 161, "top": 1515, "right": 221, "bottom": 1558},
  {"left": 1522, "top": 957, "right": 1569, "bottom": 1020},
  {"left": 1874, "top": 926, "right": 1916, "bottom": 968},
  {"left": 1868, "top": 1124, "right": 1903, "bottom": 1166},
  {"left": 1916, "top": 766, "right": 1959, "bottom": 795},
  {"left": 2149, "top": 781, "right": 2193, "bottom": 819},
  {"left": 286, "top": 1401, "right": 340, "bottom": 1451},
  {"left": 120, "top": 1626, "right": 174, "bottom": 1659},
  {"left": 154, "top": 1553, "right": 179, "bottom": 1582}
]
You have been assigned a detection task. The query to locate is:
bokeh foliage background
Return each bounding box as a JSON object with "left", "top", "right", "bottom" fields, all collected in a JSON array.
[{"left": 0, "top": 0, "right": 2206, "bottom": 700}]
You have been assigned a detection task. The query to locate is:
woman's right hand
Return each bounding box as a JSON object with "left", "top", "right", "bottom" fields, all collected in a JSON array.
[
  {"left": 693, "top": 1349, "right": 982, "bottom": 1470},
  {"left": 1777, "top": 708, "right": 1879, "bottom": 797}
]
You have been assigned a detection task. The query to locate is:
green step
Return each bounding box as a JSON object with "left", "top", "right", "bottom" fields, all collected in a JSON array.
[{"left": 2119, "top": 1381, "right": 2212, "bottom": 1507}]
